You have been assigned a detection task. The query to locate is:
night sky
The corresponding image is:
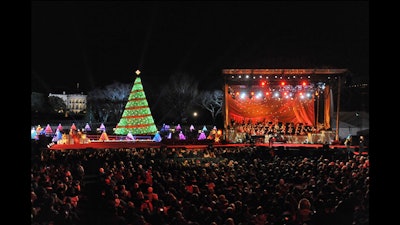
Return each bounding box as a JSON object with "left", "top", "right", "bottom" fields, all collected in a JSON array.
[{"left": 31, "top": 1, "right": 369, "bottom": 94}]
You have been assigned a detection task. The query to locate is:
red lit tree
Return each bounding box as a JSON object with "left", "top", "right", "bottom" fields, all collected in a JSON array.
[{"left": 44, "top": 124, "right": 53, "bottom": 136}]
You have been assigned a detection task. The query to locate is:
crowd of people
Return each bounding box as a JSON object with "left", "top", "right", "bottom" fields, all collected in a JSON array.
[{"left": 31, "top": 141, "right": 369, "bottom": 225}]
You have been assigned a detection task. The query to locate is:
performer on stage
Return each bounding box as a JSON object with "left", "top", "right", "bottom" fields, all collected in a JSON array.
[
  {"left": 269, "top": 134, "right": 275, "bottom": 148},
  {"left": 345, "top": 135, "right": 354, "bottom": 159},
  {"left": 359, "top": 136, "right": 365, "bottom": 153}
]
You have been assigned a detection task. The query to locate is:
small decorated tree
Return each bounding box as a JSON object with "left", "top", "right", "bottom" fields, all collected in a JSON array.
[
  {"left": 153, "top": 131, "right": 162, "bottom": 142},
  {"left": 84, "top": 123, "right": 91, "bottom": 132},
  {"left": 57, "top": 123, "right": 63, "bottom": 132},
  {"left": 44, "top": 124, "right": 53, "bottom": 136},
  {"left": 99, "top": 123, "right": 106, "bottom": 132}
]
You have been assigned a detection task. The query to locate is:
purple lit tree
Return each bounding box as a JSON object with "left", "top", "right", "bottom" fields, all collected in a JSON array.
[
  {"left": 99, "top": 123, "right": 106, "bottom": 132},
  {"left": 84, "top": 123, "right": 91, "bottom": 132},
  {"left": 198, "top": 131, "right": 207, "bottom": 140},
  {"left": 126, "top": 131, "right": 135, "bottom": 140},
  {"left": 179, "top": 131, "right": 186, "bottom": 140}
]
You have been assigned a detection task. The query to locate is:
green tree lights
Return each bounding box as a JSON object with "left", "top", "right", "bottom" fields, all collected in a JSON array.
[{"left": 114, "top": 71, "right": 157, "bottom": 135}]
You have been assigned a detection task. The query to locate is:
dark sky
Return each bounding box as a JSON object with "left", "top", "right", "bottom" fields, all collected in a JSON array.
[{"left": 31, "top": 1, "right": 369, "bottom": 94}]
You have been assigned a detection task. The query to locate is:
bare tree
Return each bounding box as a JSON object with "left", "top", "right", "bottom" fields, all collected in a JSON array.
[
  {"left": 104, "top": 82, "right": 131, "bottom": 121},
  {"left": 87, "top": 88, "right": 110, "bottom": 123},
  {"left": 197, "top": 89, "right": 223, "bottom": 124},
  {"left": 159, "top": 73, "right": 199, "bottom": 123},
  {"left": 87, "top": 81, "right": 131, "bottom": 123}
]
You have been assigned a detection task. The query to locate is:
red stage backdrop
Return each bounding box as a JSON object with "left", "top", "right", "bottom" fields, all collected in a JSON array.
[{"left": 227, "top": 94, "right": 315, "bottom": 126}]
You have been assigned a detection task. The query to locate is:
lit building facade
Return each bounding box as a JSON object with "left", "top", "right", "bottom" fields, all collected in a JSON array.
[{"left": 49, "top": 91, "right": 87, "bottom": 114}]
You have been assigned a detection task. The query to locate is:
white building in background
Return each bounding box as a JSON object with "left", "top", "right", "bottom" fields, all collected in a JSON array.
[{"left": 49, "top": 91, "right": 87, "bottom": 114}]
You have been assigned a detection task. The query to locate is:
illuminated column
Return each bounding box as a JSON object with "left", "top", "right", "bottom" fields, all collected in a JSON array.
[
  {"left": 315, "top": 91, "right": 320, "bottom": 127},
  {"left": 335, "top": 76, "right": 341, "bottom": 141},
  {"left": 223, "top": 82, "right": 229, "bottom": 141},
  {"left": 324, "top": 85, "right": 332, "bottom": 130}
]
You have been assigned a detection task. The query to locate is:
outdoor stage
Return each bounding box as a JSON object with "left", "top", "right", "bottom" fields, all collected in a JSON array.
[{"left": 48, "top": 140, "right": 368, "bottom": 155}]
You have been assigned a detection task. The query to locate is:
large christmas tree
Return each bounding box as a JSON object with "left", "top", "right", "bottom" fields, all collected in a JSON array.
[{"left": 114, "top": 70, "right": 158, "bottom": 135}]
